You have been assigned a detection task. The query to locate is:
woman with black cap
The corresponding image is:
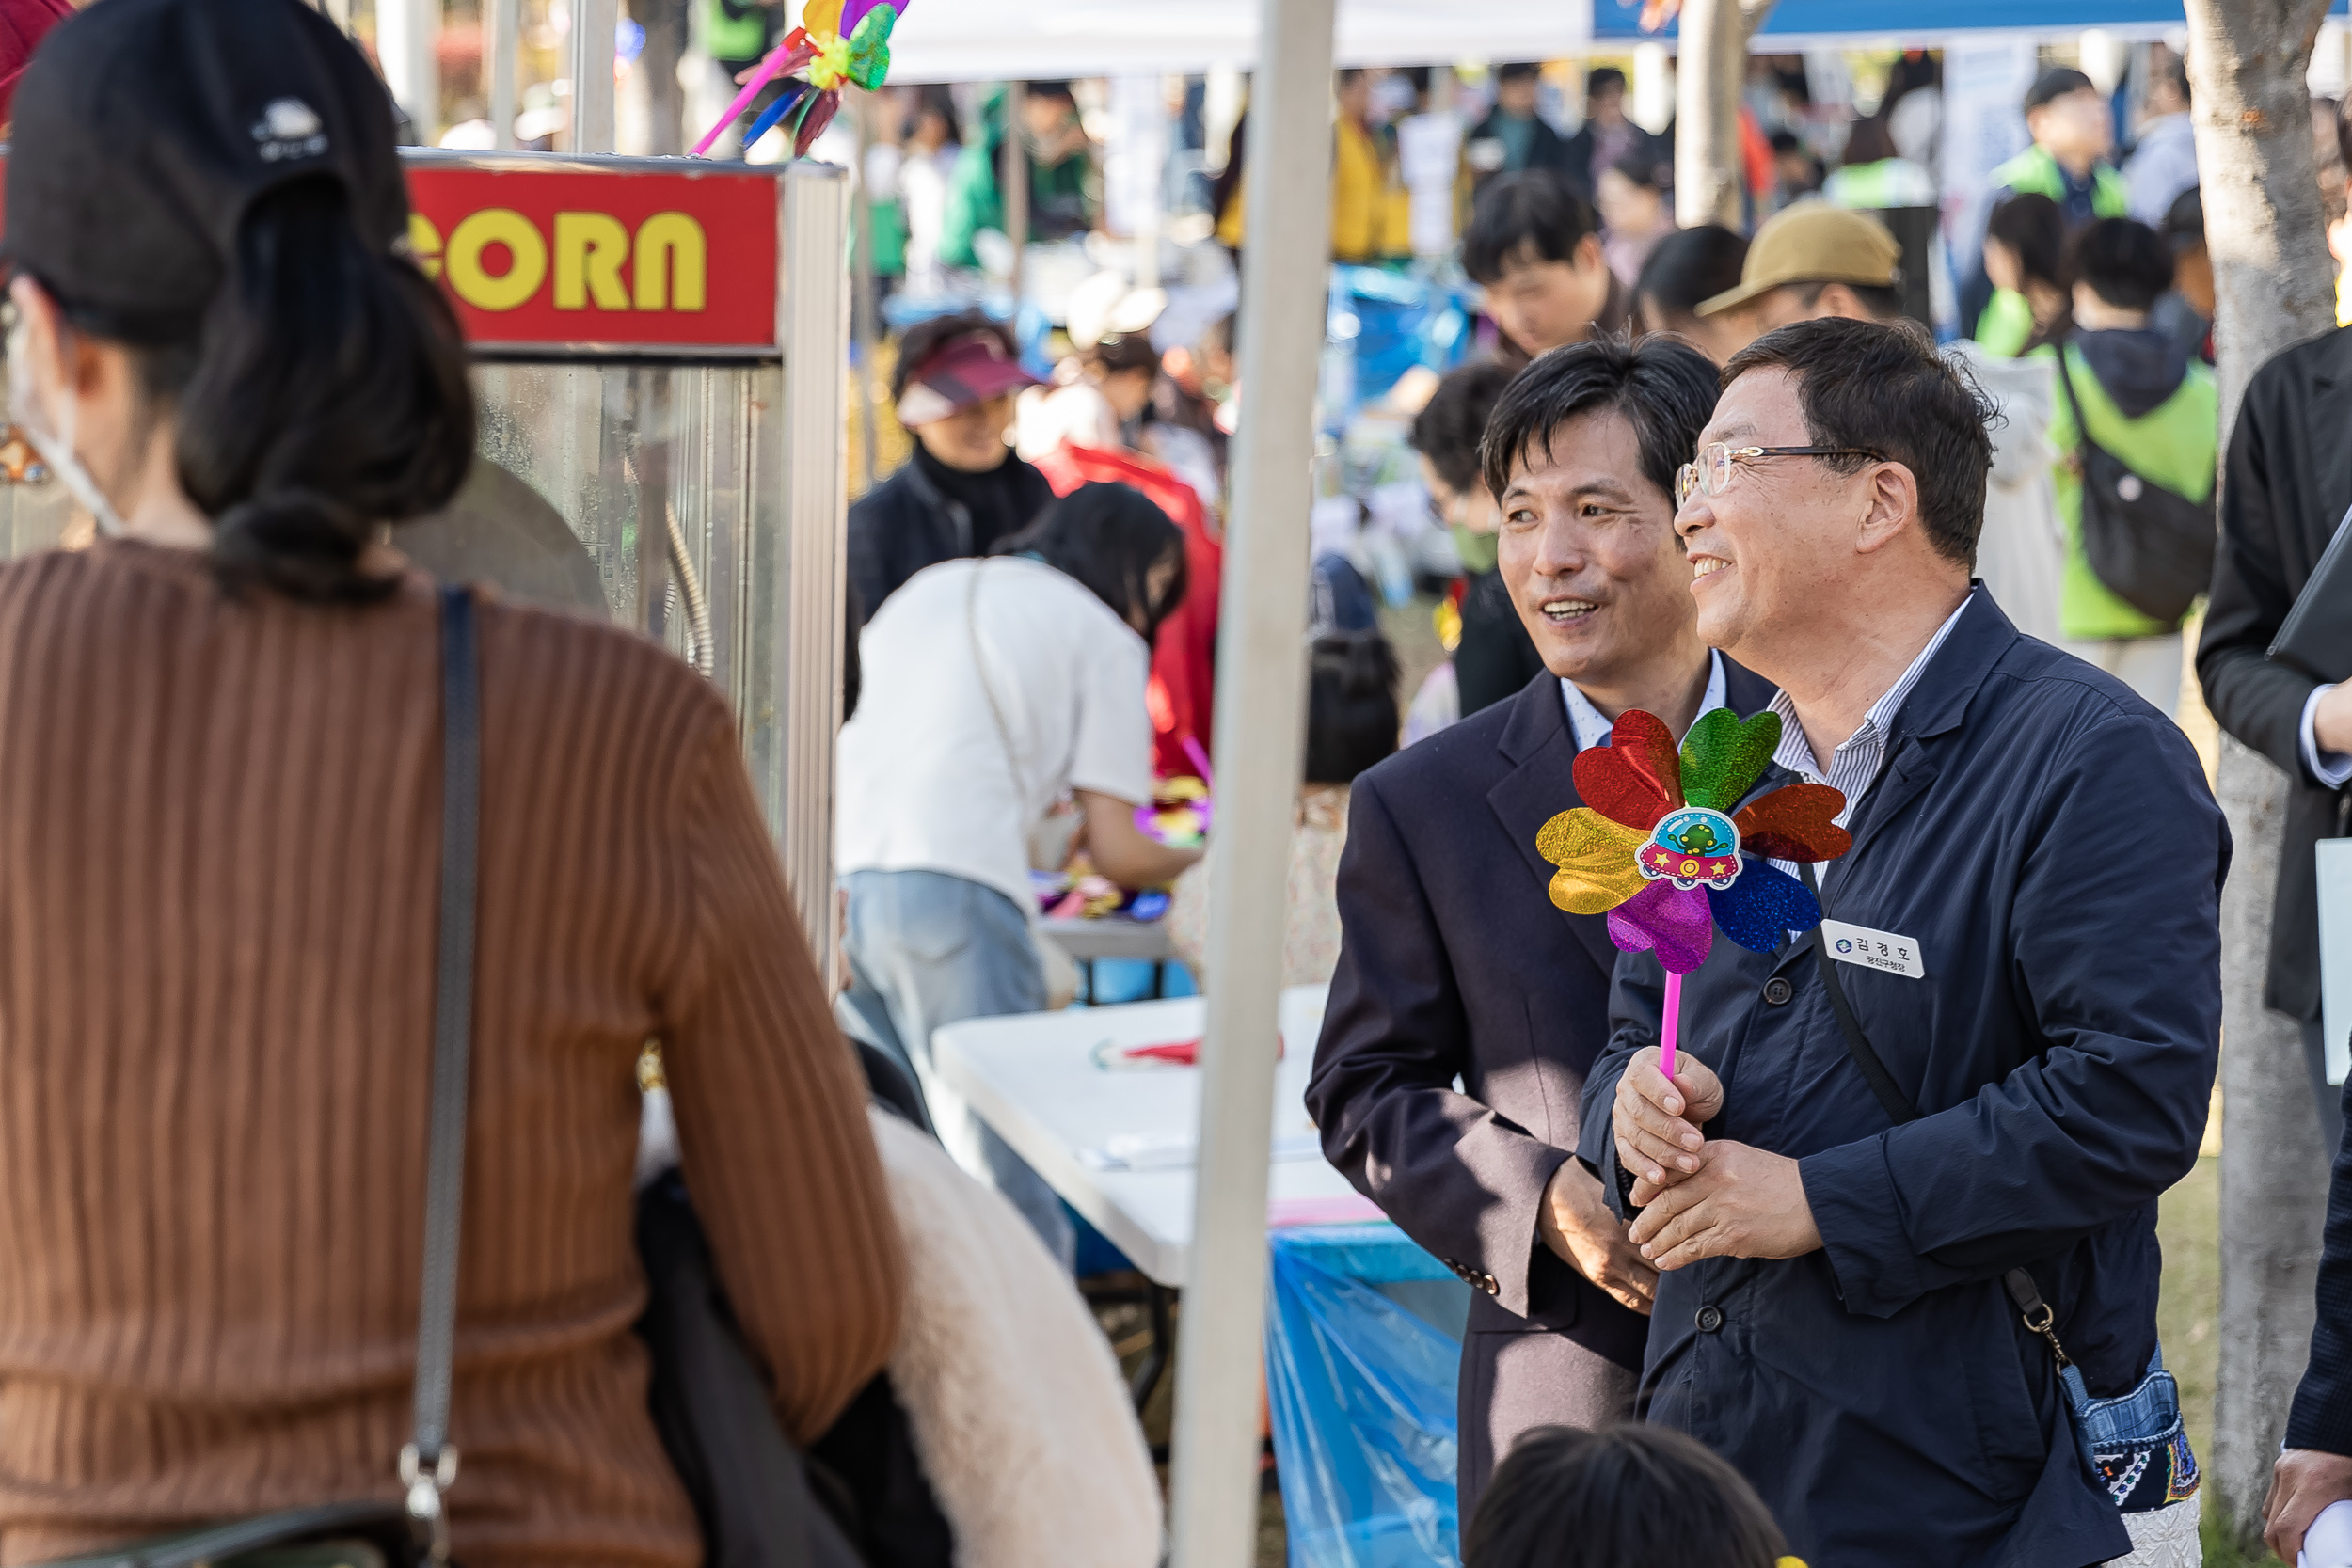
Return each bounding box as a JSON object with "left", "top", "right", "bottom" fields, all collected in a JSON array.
[{"left": 0, "top": 0, "right": 900, "bottom": 1559}]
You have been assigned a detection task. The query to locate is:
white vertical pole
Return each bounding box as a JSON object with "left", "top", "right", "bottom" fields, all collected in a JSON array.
[
  {"left": 571, "top": 0, "right": 620, "bottom": 154},
  {"left": 488, "top": 0, "right": 521, "bottom": 151},
  {"left": 1166, "top": 1, "right": 1334, "bottom": 1566},
  {"left": 1632, "top": 40, "right": 1675, "bottom": 135},
  {"left": 378, "top": 0, "right": 441, "bottom": 146}
]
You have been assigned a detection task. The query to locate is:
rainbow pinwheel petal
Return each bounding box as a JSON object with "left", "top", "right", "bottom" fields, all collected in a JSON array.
[
  {"left": 1707, "top": 861, "right": 1822, "bottom": 954},
  {"left": 839, "top": 0, "right": 910, "bottom": 40},
  {"left": 803, "top": 0, "right": 847, "bottom": 33},
  {"left": 843, "top": 3, "right": 898, "bottom": 87},
  {"left": 793, "top": 88, "right": 842, "bottom": 155},
  {"left": 1680, "top": 707, "right": 1782, "bottom": 813},
  {"left": 1536, "top": 808, "right": 1649, "bottom": 914},
  {"left": 1573, "top": 708, "right": 1684, "bottom": 832},
  {"left": 1609, "top": 880, "right": 1714, "bottom": 974},
  {"left": 1734, "top": 783, "right": 1852, "bottom": 863}
]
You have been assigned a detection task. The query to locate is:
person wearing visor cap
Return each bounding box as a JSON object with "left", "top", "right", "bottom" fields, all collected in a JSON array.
[
  {"left": 0, "top": 0, "right": 902, "bottom": 1558},
  {"left": 848, "top": 309, "right": 1052, "bottom": 626},
  {"left": 1692, "top": 203, "right": 1907, "bottom": 359}
]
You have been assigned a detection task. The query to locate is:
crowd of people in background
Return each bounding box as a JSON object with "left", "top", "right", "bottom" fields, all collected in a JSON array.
[{"left": 823, "top": 41, "right": 2352, "bottom": 1565}]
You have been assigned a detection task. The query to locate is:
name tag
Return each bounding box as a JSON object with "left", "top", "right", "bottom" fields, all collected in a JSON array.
[{"left": 1820, "top": 919, "right": 1925, "bottom": 979}]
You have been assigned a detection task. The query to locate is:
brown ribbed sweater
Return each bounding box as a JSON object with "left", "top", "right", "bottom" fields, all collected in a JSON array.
[{"left": 0, "top": 541, "right": 904, "bottom": 1565}]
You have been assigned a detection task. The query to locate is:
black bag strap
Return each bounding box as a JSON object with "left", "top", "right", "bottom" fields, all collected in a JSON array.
[
  {"left": 1794, "top": 861, "right": 2069, "bottom": 1367},
  {"left": 1797, "top": 862, "right": 1919, "bottom": 1126},
  {"left": 2049, "top": 343, "right": 2104, "bottom": 470},
  {"left": 403, "top": 585, "right": 480, "bottom": 1560}
]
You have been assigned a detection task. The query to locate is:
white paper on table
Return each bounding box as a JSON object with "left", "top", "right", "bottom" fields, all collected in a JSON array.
[
  {"left": 2303, "top": 1497, "right": 2352, "bottom": 1567},
  {"left": 1079, "top": 1131, "right": 1327, "bottom": 1172}
]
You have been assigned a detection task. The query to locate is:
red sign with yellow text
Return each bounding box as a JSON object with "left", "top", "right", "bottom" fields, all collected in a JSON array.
[{"left": 403, "top": 156, "right": 782, "bottom": 354}]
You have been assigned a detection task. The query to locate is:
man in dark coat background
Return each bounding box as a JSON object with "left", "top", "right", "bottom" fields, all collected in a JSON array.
[
  {"left": 2196, "top": 321, "right": 2352, "bottom": 1155},
  {"left": 1466, "top": 63, "right": 1577, "bottom": 194},
  {"left": 1585, "top": 320, "right": 2224, "bottom": 1566},
  {"left": 1307, "top": 337, "right": 1772, "bottom": 1518}
]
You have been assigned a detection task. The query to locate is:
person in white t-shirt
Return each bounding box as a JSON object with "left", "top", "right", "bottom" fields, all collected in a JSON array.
[{"left": 837, "top": 483, "right": 1201, "bottom": 1261}]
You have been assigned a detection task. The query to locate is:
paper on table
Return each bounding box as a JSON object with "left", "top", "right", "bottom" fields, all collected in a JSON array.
[
  {"left": 1079, "top": 1131, "right": 1327, "bottom": 1172},
  {"left": 2305, "top": 1498, "right": 2352, "bottom": 1568}
]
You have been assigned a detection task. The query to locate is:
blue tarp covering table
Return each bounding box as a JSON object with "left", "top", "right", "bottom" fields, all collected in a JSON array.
[{"left": 1266, "top": 1223, "right": 1472, "bottom": 1568}]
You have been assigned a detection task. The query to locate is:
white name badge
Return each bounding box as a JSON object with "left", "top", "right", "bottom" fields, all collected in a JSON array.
[{"left": 1820, "top": 919, "right": 1926, "bottom": 979}]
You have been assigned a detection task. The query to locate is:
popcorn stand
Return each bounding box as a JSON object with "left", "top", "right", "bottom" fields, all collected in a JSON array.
[{"left": 0, "top": 150, "right": 853, "bottom": 954}]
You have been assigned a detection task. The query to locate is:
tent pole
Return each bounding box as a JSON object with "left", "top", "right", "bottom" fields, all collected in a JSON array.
[
  {"left": 1166, "top": 0, "right": 1333, "bottom": 1563},
  {"left": 377, "top": 0, "right": 441, "bottom": 146},
  {"left": 1001, "top": 81, "right": 1029, "bottom": 311},
  {"left": 488, "top": 0, "right": 521, "bottom": 151},
  {"left": 853, "top": 94, "right": 881, "bottom": 494},
  {"left": 571, "top": 0, "right": 620, "bottom": 154}
]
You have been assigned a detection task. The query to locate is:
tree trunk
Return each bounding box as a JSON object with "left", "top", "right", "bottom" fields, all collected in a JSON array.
[
  {"left": 2183, "top": 0, "right": 2337, "bottom": 1550},
  {"left": 1671, "top": 0, "right": 1774, "bottom": 230},
  {"left": 2215, "top": 736, "right": 2332, "bottom": 1549}
]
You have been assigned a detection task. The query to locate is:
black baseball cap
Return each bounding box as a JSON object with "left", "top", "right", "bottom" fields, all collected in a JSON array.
[
  {"left": 2024, "top": 67, "right": 2098, "bottom": 115},
  {"left": 5, "top": 0, "right": 408, "bottom": 342}
]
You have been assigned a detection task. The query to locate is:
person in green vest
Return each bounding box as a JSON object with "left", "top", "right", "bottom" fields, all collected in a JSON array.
[
  {"left": 2039, "top": 216, "right": 2217, "bottom": 718},
  {"left": 1989, "top": 68, "right": 2128, "bottom": 228},
  {"left": 938, "top": 81, "right": 1097, "bottom": 274},
  {"left": 1968, "top": 67, "right": 2127, "bottom": 345}
]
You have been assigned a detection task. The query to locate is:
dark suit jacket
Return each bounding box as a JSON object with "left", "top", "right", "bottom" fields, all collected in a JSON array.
[
  {"left": 2291, "top": 1075, "right": 2352, "bottom": 1455},
  {"left": 2197, "top": 324, "right": 2352, "bottom": 1020},
  {"left": 1305, "top": 660, "right": 1774, "bottom": 1500},
  {"left": 1581, "top": 590, "right": 2226, "bottom": 1568}
]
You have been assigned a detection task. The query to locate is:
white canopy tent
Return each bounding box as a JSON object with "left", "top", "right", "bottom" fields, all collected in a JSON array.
[{"left": 886, "top": 0, "right": 1593, "bottom": 80}]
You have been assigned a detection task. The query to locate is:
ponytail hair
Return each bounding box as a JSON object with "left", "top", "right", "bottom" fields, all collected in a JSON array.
[{"left": 165, "top": 175, "right": 476, "bottom": 603}]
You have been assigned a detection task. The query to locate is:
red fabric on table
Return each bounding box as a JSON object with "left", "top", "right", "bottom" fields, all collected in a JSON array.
[
  {"left": 0, "top": 0, "right": 71, "bottom": 129},
  {"left": 1032, "top": 442, "right": 1222, "bottom": 779}
]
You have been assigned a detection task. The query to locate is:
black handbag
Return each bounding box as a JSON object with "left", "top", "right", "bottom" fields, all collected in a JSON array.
[
  {"left": 2053, "top": 351, "right": 2217, "bottom": 626},
  {"left": 2269, "top": 504, "right": 2352, "bottom": 685}
]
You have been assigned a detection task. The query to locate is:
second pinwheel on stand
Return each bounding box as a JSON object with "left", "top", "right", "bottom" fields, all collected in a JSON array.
[{"left": 1535, "top": 706, "right": 1852, "bottom": 1076}]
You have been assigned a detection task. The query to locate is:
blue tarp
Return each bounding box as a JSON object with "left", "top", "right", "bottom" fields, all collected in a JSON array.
[
  {"left": 1593, "top": 0, "right": 2349, "bottom": 40},
  {"left": 1265, "top": 1224, "right": 1471, "bottom": 1568}
]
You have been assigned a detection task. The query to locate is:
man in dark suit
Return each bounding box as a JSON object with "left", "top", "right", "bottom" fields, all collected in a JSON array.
[
  {"left": 1307, "top": 336, "right": 1766, "bottom": 1518},
  {"left": 2197, "top": 323, "right": 2352, "bottom": 1156},
  {"left": 2225, "top": 325, "right": 2352, "bottom": 1566}
]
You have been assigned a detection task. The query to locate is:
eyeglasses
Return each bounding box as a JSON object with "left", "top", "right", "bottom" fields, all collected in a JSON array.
[{"left": 1673, "top": 443, "right": 1887, "bottom": 508}]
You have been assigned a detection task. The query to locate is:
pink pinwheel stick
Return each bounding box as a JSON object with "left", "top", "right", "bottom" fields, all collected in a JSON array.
[
  {"left": 690, "top": 40, "right": 795, "bottom": 157},
  {"left": 1660, "top": 968, "right": 1683, "bottom": 1083},
  {"left": 1181, "top": 735, "right": 1214, "bottom": 792}
]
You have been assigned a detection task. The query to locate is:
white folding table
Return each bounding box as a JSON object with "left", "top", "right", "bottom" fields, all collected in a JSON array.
[{"left": 930, "top": 983, "right": 1373, "bottom": 1291}]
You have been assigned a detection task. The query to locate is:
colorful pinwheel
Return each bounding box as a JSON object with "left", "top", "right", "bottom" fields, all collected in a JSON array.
[
  {"left": 1536, "top": 707, "right": 1851, "bottom": 1075},
  {"left": 689, "top": 0, "right": 908, "bottom": 162}
]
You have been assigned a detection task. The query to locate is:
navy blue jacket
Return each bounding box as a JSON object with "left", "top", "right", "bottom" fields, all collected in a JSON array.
[
  {"left": 1576, "top": 591, "right": 2226, "bottom": 1568},
  {"left": 1308, "top": 661, "right": 1775, "bottom": 1510}
]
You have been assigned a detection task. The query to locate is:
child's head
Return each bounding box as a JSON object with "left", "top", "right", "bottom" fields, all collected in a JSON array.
[
  {"left": 2066, "top": 216, "right": 2173, "bottom": 318},
  {"left": 1303, "top": 630, "right": 1399, "bottom": 786},
  {"left": 1981, "top": 191, "right": 2065, "bottom": 298},
  {"left": 1465, "top": 1424, "right": 1793, "bottom": 1568}
]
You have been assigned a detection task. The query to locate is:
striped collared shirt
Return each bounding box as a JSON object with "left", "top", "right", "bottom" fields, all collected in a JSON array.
[{"left": 1765, "top": 596, "right": 1972, "bottom": 880}]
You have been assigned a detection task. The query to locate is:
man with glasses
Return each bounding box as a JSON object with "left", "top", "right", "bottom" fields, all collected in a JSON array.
[
  {"left": 1579, "top": 319, "right": 2226, "bottom": 1567},
  {"left": 1308, "top": 337, "right": 1778, "bottom": 1518}
]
